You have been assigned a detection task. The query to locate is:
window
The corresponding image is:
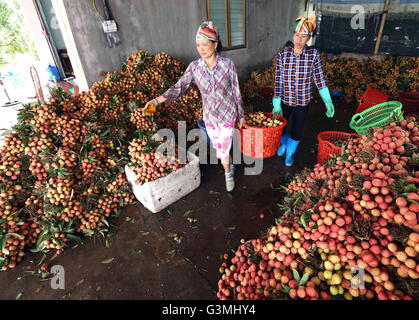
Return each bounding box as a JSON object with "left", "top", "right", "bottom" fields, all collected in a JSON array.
[{"left": 207, "top": 0, "right": 246, "bottom": 50}]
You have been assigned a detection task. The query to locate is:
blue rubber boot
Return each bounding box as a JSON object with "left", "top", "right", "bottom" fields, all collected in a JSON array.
[
  {"left": 277, "top": 133, "right": 289, "bottom": 157},
  {"left": 285, "top": 137, "right": 300, "bottom": 167}
]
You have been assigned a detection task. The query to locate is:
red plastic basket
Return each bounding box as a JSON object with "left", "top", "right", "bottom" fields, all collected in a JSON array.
[
  {"left": 238, "top": 113, "right": 287, "bottom": 159},
  {"left": 317, "top": 131, "right": 360, "bottom": 164},
  {"left": 356, "top": 86, "right": 389, "bottom": 114}
]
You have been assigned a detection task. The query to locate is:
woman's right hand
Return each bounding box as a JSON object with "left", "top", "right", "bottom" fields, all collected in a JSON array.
[{"left": 143, "top": 99, "right": 159, "bottom": 116}]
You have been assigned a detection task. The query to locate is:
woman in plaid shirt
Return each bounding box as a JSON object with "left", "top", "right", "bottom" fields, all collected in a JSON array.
[
  {"left": 143, "top": 21, "right": 245, "bottom": 192},
  {"left": 273, "top": 13, "right": 335, "bottom": 166}
]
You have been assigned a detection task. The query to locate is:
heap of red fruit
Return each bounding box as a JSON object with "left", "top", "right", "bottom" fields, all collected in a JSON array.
[
  {"left": 128, "top": 135, "right": 185, "bottom": 184},
  {"left": 244, "top": 112, "right": 284, "bottom": 128},
  {"left": 0, "top": 50, "right": 202, "bottom": 271},
  {"left": 242, "top": 54, "right": 418, "bottom": 102},
  {"left": 218, "top": 117, "right": 418, "bottom": 300}
]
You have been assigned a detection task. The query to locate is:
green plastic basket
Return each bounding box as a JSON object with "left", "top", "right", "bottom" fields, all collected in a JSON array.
[{"left": 349, "top": 101, "right": 404, "bottom": 136}]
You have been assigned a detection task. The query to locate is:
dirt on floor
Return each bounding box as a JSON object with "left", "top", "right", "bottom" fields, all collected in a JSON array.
[{"left": 0, "top": 95, "right": 355, "bottom": 300}]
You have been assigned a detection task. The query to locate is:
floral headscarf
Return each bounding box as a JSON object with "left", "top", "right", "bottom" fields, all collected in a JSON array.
[{"left": 196, "top": 21, "right": 219, "bottom": 42}]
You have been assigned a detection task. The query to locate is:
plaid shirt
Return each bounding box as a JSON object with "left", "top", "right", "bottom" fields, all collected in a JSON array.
[
  {"left": 162, "top": 55, "right": 244, "bottom": 125},
  {"left": 274, "top": 45, "right": 327, "bottom": 106}
]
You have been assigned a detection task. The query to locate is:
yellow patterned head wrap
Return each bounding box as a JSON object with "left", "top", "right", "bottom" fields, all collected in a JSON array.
[{"left": 295, "top": 13, "right": 316, "bottom": 35}]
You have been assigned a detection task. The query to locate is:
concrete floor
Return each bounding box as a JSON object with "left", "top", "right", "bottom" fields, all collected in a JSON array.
[
  {"left": 0, "top": 96, "right": 355, "bottom": 300},
  {"left": 0, "top": 103, "right": 22, "bottom": 147}
]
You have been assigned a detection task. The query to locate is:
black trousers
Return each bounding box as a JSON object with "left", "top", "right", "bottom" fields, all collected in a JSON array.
[{"left": 282, "top": 103, "right": 309, "bottom": 141}]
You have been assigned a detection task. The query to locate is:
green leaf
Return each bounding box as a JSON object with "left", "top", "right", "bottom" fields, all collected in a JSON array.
[
  {"left": 83, "top": 229, "right": 95, "bottom": 237},
  {"left": 38, "top": 253, "right": 47, "bottom": 266},
  {"left": 292, "top": 269, "right": 301, "bottom": 283},
  {"left": 167, "top": 249, "right": 176, "bottom": 259},
  {"left": 300, "top": 211, "right": 312, "bottom": 228},
  {"left": 0, "top": 257, "right": 6, "bottom": 269},
  {"left": 0, "top": 236, "right": 6, "bottom": 252},
  {"left": 280, "top": 284, "right": 290, "bottom": 295},
  {"left": 100, "top": 128, "right": 111, "bottom": 139},
  {"left": 65, "top": 234, "right": 82, "bottom": 244},
  {"left": 31, "top": 229, "right": 49, "bottom": 252},
  {"left": 30, "top": 242, "right": 46, "bottom": 253},
  {"left": 270, "top": 183, "right": 282, "bottom": 190},
  {"left": 275, "top": 218, "right": 283, "bottom": 225},
  {"left": 10, "top": 208, "right": 24, "bottom": 217},
  {"left": 100, "top": 258, "right": 114, "bottom": 264},
  {"left": 300, "top": 215, "right": 307, "bottom": 228},
  {"left": 1, "top": 129, "right": 14, "bottom": 137},
  {"left": 405, "top": 184, "right": 418, "bottom": 193},
  {"left": 183, "top": 210, "right": 194, "bottom": 217},
  {"left": 6, "top": 233, "right": 21, "bottom": 238},
  {"left": 101, "top": 219, "right": 109, "bottom": 227},
  {"left": 48, "top": 253, "right": 58, "bottom": 263},
  {"left": 299, "top": 272, "right": 310, "bottom": 287}
]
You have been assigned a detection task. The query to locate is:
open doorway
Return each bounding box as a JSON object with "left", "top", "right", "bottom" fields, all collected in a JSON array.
[
  {"left": 34, "top": 0, "right": 74, "bottom": 80},
  {"left": 0, "top": 0, "right": 80, "bottom": 108},
  {"left": 0, "top": 0, "right": 40, "bottom": 106}
]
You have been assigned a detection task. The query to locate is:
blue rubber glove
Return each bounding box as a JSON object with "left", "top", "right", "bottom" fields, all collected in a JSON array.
[
  {"left": 272, "top": 97, "right": 282, "bottom": 116},
  {"left": 319, "top": 87, "right": 335, "bottom": 118}
]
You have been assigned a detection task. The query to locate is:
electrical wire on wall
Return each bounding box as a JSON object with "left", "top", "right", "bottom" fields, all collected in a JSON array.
[{"left": 92, "top": 0, "right": 104, "bottom": 20}]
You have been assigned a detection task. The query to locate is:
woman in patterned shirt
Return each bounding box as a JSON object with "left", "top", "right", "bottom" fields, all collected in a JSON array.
[
  {"left": 272, "top": 13, "right": 335, "bottom": 166},
  {"left": 143, "top": 21, "right": 245, "bottom": 192}
]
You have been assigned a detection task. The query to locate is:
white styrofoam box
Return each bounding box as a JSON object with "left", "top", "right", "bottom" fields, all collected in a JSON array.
[{"left": 125, "top": 150, "right": 201, "bottom": 213}]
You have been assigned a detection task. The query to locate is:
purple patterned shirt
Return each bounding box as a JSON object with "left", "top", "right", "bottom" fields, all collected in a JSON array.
[
  {"left": 274, "top": 46, "right": 327, "bottom": 106},
  {"left": 162, "top": 55, "right": 244, "bottom": 125}
]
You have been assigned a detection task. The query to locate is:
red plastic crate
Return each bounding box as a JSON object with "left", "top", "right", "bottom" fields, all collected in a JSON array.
[
  {"left": 261, "top": 87, "right": 274, "bottom": 97},
  {"left": 317, "top": 131, "right": 360, "bottom": 164},
  {"left": 356, "top": 86, "right": 389, "bottom": 114},
  {"left": 238, "top": 113, "right": 287, "bottom": 159},
  {"left": 397, "top": 91, "right": 419, "bottom": 115}
]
